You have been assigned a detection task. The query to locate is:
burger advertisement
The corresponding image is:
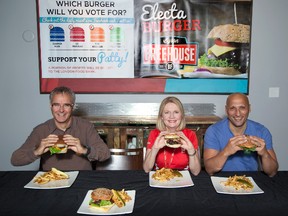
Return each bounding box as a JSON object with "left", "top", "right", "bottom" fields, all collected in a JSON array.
[
  {"left": 134, "top": 0, "right": 252, "bottom": 94},
  {"left": 38, "top": 0, "right": 252, "bottom": 94}
]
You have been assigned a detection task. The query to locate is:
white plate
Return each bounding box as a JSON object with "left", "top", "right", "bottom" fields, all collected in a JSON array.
[
  {"left": 211, "top": 176, "right": 264, "bottom": 195},
  {"left": 149, "top": 170, "right": 194, "bottom": 188},
  {"left": 77, "top": 190, "right": 136, "bottom": 215},
  {"left": 24, "top": 171, "right": 79, "bottom": 189}
]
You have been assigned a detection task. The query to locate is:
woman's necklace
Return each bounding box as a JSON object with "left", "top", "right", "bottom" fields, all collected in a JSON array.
[{"left": 164, "top": 148, "right": 175, "bottom": 168}]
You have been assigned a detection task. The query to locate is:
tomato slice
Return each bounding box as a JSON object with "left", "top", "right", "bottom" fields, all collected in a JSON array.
[{"left": 214, "top": 38, "right": 236, "bottom": 47}]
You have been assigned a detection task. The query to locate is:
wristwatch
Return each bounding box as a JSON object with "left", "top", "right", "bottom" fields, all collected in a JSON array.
[
  {"left": 188, "top": 149, "right": 197, "bottom": 156},
  {"left": 82, "top": 146, "right": 91, "bottom": 157}
]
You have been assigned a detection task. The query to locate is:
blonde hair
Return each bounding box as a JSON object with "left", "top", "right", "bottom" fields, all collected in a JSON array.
[{"left": 156, "top": 96, "right": 186, "bottom": 131}]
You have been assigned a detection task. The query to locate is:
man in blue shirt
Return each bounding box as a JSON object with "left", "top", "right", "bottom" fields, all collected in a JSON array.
[{"left": 204, "top": 93, "right": 278, "bottom": 177}]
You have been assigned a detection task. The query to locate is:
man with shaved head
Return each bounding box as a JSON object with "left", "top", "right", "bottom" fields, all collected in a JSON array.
[{"left": 203, "top": 93, "right": 278, "bottom": 177}]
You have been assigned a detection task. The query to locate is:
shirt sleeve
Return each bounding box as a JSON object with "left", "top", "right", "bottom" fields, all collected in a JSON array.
[
  {"left": 203, "top": 125, "right": 221, "bottom": 151},
  {"left": 247, "top": 120, "right": 274, "bottom": 151},
  {"left": 11, "top": 127, "right": 44, "bottom": 166},
  {"left": 147, "top": 129, "right": 160, "bottom": 149},
  {"left": 257, "top": 125, "right": 273, "bottom": 150},
  {"left": 183, "top": 128, "right": 199, "bottom": 150}
]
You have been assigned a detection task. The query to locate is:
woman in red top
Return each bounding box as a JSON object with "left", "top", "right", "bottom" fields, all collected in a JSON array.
[{"left": 143, "top": 97, "right": 201, "bottom": 176}]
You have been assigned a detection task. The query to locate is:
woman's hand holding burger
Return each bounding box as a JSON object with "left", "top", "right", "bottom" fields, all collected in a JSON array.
[
  {"left": 176, "top": 131, "right": 196, "bottom": 155},
  {"left": 152, "top": 131, "right": 169, "bottom": 150},
  {"left": 154, "top": 131, "right": 197, "bottom": 156}
]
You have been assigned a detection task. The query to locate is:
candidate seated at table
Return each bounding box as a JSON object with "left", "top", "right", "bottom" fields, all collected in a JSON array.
[
  {"left": 11, "top": 86, "right": 110, "bottom": 171},
  {"left": 143, "top": 96, "right": 201, "bottom": 176},
  {"left": 203, "top": 93, "right": 278, "bottom": 177}
]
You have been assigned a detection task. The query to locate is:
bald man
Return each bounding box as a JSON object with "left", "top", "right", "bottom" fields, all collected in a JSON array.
[{"left": 203, "top": 93, "right": 278, "bottom": 177}]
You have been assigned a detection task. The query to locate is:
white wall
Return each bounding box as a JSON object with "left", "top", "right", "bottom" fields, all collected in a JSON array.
[{"left": 0, "top": 0, "right": 287, "bottom": 171}]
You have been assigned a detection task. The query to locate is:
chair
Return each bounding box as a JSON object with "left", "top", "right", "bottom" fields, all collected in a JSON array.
[{"left": 95, "top": 148, "right": 144, "bottom": 170}]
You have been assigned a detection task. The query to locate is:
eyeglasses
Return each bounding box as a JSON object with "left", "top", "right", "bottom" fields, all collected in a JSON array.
[{"left": 51, "top": 103, "right": 73, "bottom": 110}]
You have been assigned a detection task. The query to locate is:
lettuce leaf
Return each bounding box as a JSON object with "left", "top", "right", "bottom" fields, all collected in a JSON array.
[
  {"left": 49, "top": 147, "right": 61, "bottom": 155},
  {"left": 89, "top": 199, "right": 113, "bottom": 207},
  {"left": 240, "top": 146, "right": 256, "bottom": 154}
]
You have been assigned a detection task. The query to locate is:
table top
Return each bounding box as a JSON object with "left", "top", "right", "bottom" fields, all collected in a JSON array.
[{"left": 1, "top": 170, "right": 288, "bottom": 216}]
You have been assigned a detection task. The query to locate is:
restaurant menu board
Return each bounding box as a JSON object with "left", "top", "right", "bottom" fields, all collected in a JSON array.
[{"left": 37, "top": 0, "right": 252, "bottom": 94}]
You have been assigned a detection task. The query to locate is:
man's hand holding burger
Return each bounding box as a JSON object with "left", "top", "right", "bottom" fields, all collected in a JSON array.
[
  {"left": 222, "top": 135, "right": 247, "bottom": 157},
  {"left": 34, "top": 134, "right": 88, "bottom": 156},
  {"left": 62, "top": 134, "right": 88, "bottom": 155},
  {"left": 248, "top": 136, "right": 266, "bottom": 155},
  {"left": 225, "top": 135, "right": 264, "bottom": 156},
  {"left": 34, "top": 134, "right": 59, "bottom": 156}
]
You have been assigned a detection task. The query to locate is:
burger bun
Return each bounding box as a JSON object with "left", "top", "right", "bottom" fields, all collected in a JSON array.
[
  {"left": 89, "top": 202, "right": 114, "bottom": 212},
  {"left": 238, "top": 135, "right": 257, "bottom": 152},
  {"left": 91, "top": 188, "right": 113, "bottom": 201},
  {"left": 49, "top": 135, "right": 67, "bottom": 154},
  {"left": 207, "top": 24, "right": 250, "bottom": 43},
  {"left": 90, "top": 188, "right": 114, "bottom": 212},
  {"left": 200, "top": 66, "right": 241, "bottom": 75}
]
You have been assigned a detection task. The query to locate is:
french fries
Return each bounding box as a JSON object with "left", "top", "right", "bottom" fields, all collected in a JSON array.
[
  {"left": 111, "top": 189, "right": 132, "bottom": 207},
  {"left": 222, "top": 175, "right": 254, "bottom": 191},
  {"left": 152, "top": 168, "right": 183, "bottom": 182},
  {"left": 33, "top": 167, "right": 69, "bottom": 184}
]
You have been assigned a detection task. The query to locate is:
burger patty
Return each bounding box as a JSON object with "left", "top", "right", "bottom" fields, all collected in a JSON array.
[
  {"left": 91, "top": 188, "right": 113, "bottom": 201},
  {"left": 217, "top": 46, "right": 250, "bottom": 74},
  {"left": 166, "top": 138, "right": 181, "bottom": 145}
]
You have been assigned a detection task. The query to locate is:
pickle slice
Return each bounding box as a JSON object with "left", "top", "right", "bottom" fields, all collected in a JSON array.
[
  {"left": 236, "top": 178, "right": 253, "bottom": 188},
  {"left": 172, "top": 170, "right": 183, "bottom": 177}
]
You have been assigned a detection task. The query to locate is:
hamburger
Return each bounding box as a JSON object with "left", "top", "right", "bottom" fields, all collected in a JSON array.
[
  {"left": 89, "top": 188, "right": 115, "bottom": 212},
  {"left": 49, "top": 135, "right": 68, "bottom": 155},
  {"left": 198, "top": 24, "right": 250, "bottom": 75},
  {"left": 164, "top": 133, "right": 182, "bottom": 148},
  {"left": 237, "top": 135, "right": 257, "bottom": 153}
]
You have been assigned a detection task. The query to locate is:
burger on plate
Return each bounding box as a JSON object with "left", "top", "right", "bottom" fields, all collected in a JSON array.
[
  {"left": 237, "top": 135, "right": 257, "bottom": 153},
  {"left": 89, "top": 188, "right": 115, "bottom": 212},
  {"left": 49, "top": 135, "right": 68, "bottom": 155},
  {"left": 198, "top": 23, "right": 250, "bottom": 75},
  {"left": 164, "top": 133, "right": 182, "bottom": 148}
]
